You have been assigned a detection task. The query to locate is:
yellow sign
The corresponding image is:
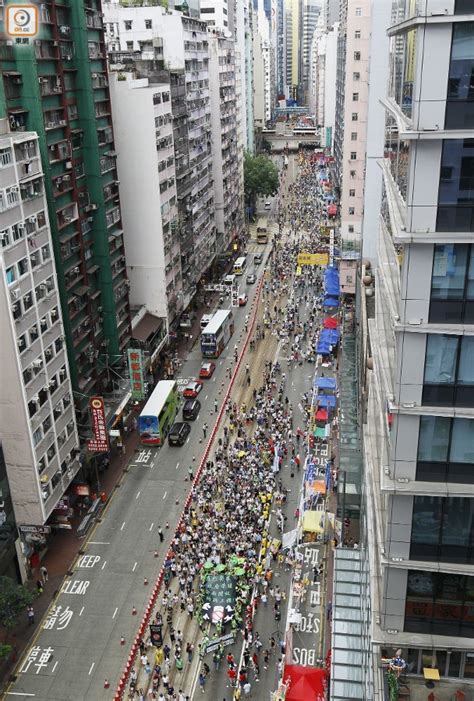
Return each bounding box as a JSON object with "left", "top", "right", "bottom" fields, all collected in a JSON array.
[
  {"left": 295, "top": 266, "right": 302, "bottom": 276},
  {"left": 297, "top": 253, "right": 329, "bottom": 266}
]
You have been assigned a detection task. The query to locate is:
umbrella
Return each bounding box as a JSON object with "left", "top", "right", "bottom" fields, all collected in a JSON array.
[
  {"left": 204, "top": 561, "right": 214, "bottom": 570},
  {"left": 234, "top": 567, "right": 245, "bottom": 576},
  {"left": 216, "top": 564, "right": 226, "bottom": 572}
]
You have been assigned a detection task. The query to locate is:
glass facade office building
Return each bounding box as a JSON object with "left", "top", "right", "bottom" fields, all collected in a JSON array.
[{"left": 361, "top": 0, "right": 474, "bottom": 694}]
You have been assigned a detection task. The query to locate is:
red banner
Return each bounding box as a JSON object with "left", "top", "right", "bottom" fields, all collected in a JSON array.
[{"left": 87, "top": 396, "right": 109, "bottom": 453}]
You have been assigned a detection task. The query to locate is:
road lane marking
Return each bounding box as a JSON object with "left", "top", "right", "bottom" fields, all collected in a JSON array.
[
  {"left": 149, "top": 522, "right": 154, "bottom": 531},
  {"left": 186, "top": 437, "right": 190, "bottom": 444},
  {"left": 112, "top": 607, "right": 118, "bottom": 619},
  {"left": 88, "top": 662, "right": 95, "bottom": 676},
  {"left": 6, "top": 694, "right": 36, "bottom": 697},
  {"left": 120, "top": 521, "right": 126, "bottom": 531},
  {"left": 79, "top": 606, "right": 85, "bottom": 616},
  {"left": 132, "top": 562, "right": 138, "bottom": 572},
  {"left": 101, "top": 560, "right": 107, "bottom": 570},
  {"left": 212, "top": 377, "right": 216, "bottom": 382},
  {"left": 219, "top": 360, "right": 223, "bottom": 365},
  {"left": 136, "top": 491, "right": 141, "bottom": 500},
  {"left": 88, "top": 541, "right": 110, "bottom": 545},
  {"left": 204, "top": 394, "right": 208, "bottom": 400},
  {"left": 162, "top": 491, "right": 167, "bottom": 500},
  {"left": 51, "top": 661, "right": 58, "bottom": 674},
  {"left": 175, "top": 462, "right": 180, "bottom": 470}
]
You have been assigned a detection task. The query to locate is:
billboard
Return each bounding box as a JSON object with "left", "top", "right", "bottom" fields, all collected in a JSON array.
[{"left": 87, "top": 397, "right": 109, "bottom": 453}]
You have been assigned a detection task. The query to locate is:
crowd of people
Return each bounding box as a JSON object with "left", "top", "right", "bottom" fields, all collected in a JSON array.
[{"left": 128, "top": 150, "right": 336, "bottom": 701}]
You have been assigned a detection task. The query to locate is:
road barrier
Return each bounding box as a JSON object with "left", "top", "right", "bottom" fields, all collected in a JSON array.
[{"left": 114, "top": 275, "right": 265, "bottom": 699}]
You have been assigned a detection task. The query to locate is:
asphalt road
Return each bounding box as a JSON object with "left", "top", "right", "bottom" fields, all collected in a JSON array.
[{"left": 6, "top": 250, "right": 269, "bottom": 701}]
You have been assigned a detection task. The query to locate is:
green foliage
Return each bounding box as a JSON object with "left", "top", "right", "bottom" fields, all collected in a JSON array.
[
  {"left": 0, "top": 576, "right": 34, "bottom": 636},
  {"left": 0, "top": 644, "right": 12, "bottom": 660},
  {"left": 386, "top": 670, "right": 399, "bottom": 701},
  {"left": 244, "top": 152, "right": 279, "bottom": 208}
]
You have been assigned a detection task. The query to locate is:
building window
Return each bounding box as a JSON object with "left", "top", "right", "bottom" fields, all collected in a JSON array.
[
  {"left": 350, "top": 170, "right": 356, "bottom": 178},
  {"left": 351, "top": 113, "right": 358, "bottom": 121},
  {"left": 350, "top": 152, "right": 357, "bottom": 160},
  {"left": 423, "top": 334, "right": 474, "bottom": 407},
  {"left": 437, "top": 139, "right": 474, "bottom": 232},
  {"left": 405, "top": 570, "right": 474, "bottom": 637},
  {"left": 353, "top": 52, "right": 361, "bottom": 61},
  {"left": 348, "top": 225, "right": 354, "bottom": 233},
  {"left": 126, "top": 41, "right": 133, "bottom": 50},
  {"left": 351, "top": 132, "right": 357, "bottom": 141},
  {"left": 353, "top": 72, "right": 360, "bottom": 80},
  {"left": 446, "top": 22, "right": 474, "bottom": 128},
  {"left": 354, "top": 31, "right": 361, "bottom": 39},
  {"left": 417, "top": 416, "right": 474, "bottom": 483},
  {"left": 145, "top": 19, "right": 152, "bottom": 29},
  {"left": 124, "top": 20, "right": 132, "bottom": 30},
  {"left": 355, "top": 7, "right": 362, "bottom": 16},
  {"left": 429, "top": 244, "right": 474, "bottom": 324},
  {"left": 348, "top": 207, "right": 355, "bottom": 215},
  {"left": 349, "top": 189, "right": 355, "bottom": 197},
  {"left": 411, "top": 496, "right": 474, "bottom": 564},
  {"left": 352, "top": 93, "right": 359, "bottom": 102},
  {"left": 455, "top": 0, "right": 472, "bottom": 12}
]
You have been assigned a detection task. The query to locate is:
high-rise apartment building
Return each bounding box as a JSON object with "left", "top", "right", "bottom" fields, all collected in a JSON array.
[
  {"left": 301, "top": 0, "right": 321, "bottom": 103},
  {"left": 208, "top": 31, "right": 245, "bottom": 253},
  {"left": 284, "top": 0, "right": 300, "bottom": 100},
  {"left": 1, "top": 1, "right": 132, "bottom": 420},
  {"left": 334, "top": 0, "right": 371, "bottom": 249},
  {"left": 0, "top": 126, "right": 79, "bottom": 528},
  {"left": 103, "top": 4, "right": 216, "bottom": 307},
  {"left": 360, "top": 0, "right": 474, "bottom": 694}
]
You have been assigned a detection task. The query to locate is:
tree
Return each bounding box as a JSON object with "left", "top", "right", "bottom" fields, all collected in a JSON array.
[
  {"left": 244, "top": 152, "right": 279, "bottom": 210},
  {"left": 0, "top": 576, "right": 34, "bottom": 642}
]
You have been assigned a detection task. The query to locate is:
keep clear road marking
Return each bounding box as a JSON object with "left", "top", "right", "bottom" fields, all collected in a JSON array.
[
  {"left": 136, "top": 490, "right": 141, "bottom": 500},
  {"left": 112, "top": 607, "right": 118, "bottom": 619},
  {"left": 132, "top": 562, "right": 138, "bottom": 572},
  {"left": 120, "top": 521, "right": 126, "bottom": 531},
  {"left": 79, "top": 606, "right": 85, "bottom": 616},
  {"left": 162, "top": 491, "right": 167, "bottom": 500},
  {"left": 149, "top": 522, "right": 154, "bottom": 531},
  {"left": 88, "top": 662, "right": 95, "bottom": 676}
]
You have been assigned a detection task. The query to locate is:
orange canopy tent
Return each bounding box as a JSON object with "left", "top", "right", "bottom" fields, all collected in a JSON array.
[{"left": 283, "top": 664, "right": 326, "bottom": 700}]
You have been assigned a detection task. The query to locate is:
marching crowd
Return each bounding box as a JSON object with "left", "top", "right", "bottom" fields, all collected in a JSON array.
[{"left": 128, "top": 151, "right": 334, "bottom": 701}]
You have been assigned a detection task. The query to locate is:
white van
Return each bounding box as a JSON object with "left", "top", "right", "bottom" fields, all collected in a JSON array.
[{"left": 224, "top": 274, "right": 236, "bottom": 288}]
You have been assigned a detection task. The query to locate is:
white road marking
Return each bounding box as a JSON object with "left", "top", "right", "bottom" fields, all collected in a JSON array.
[
  {"left": 6, "top": 694, "right": 36, "bottom": 697},
  {"left": 204, "top": 394, "right": 208, "bottom": 400},
  {"left": 136, "top": 491, "right": 141, "bottom": 500},
  {"left": 88, "top": 662, "right": 95, "bottom": 676},
  {"left": 212, "top": 377, "right": 216, "bottom": 382},
  {"left": 162, "top": 491, "right": 167, "bottom": 500},
  {"left": 79, "top": 606, "right": 85, "bottom": 616},
  {"left": 219, "top": 360, "right": 223, "bottom": 365},
  {"left": 149, "top": 522, "right": 154, "bottom": 531},
  {"left": 88, "top": 541, "right": 110, "bottom": 545},
  {"left": 112, "top": 607, "right": 118, "bottom": 619},
  {"left": 120, "top": 521, "right": 126, "bottom": 531},
  {"left": 51, "top": 661, "right": 58, "bottom": 674},
  {"left": 175, "top": 462, "right": 180, "bottom": 470},
  {"left": 132, "top": 562, "right": 138, "bottom": 572},
  {"left": 101, "top": 560, "right": 107, "bottom": 570},
  {"left": 186, "top": 437, "right": 190, "bottom": 444}
]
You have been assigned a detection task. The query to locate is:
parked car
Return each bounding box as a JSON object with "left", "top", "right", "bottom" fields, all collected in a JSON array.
[
  {"left": 246, "top": 273, "right": 256, "bottom": 285},
  {"left": 168, "top": 422, "right": 191, "bottom": 446},
  {"left": 264, "top": 201, "right": 271, "bottom": 210},
  {"left": 182, "top": 399, "right": 201, "bottom": 421},
  {"left": 199, "top": 362, "right": 216, "bottom": 379},
  {"left": 238, "top": 293, "right": 248, "bottom": 306},
  {"left": 179, "top": 313, "right": 193, "bottom": 328},
  {"left": 254, "top": 254, "right": 263, "bottom": 265},
  {"left": 183, "top": 380, "right": 204, "bottom": 398}
]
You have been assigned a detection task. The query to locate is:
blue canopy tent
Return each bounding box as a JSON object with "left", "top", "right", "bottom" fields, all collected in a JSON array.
[
  {"left": 323, "top": 297, "right": 339, "bottom": 308},
  {"left": 324, "top": 266, "right": 340, "bottom": 298},
  {"left": 315, "top": 377, "right": 337, "bottom": 391},
  {"left": 317, "top": 394, "right": 337, "bottom": 408},
  {"left": 317, "top": 338, "right": 331, "bottom": 355}
]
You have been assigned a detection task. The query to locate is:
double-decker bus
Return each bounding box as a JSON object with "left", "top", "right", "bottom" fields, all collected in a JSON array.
[
  {"left": 201, "top": 309, "right": 234, "bottom": 358},
  {"left": 138, "top": 380, "right": 179, "bottom": 445},
  {"left": 256, "top": 217, "right": 269, "bottom": 244},
  {"left": 233, "top": 256, "right": 247, "bottom": 275}
]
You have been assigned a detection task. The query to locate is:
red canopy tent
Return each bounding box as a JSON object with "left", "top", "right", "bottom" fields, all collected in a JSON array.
[
  {"left": 283, "top": 665, "right": 326, "bottom": 700},
  {"left": 315, "top": 409, "right": 328, "bottom": 422},
  {"left": 327, "top": 204, "right": 337, "bottom": 217},
  {"left": 323, "top": 317, "right": 338, "bottom": 329}
]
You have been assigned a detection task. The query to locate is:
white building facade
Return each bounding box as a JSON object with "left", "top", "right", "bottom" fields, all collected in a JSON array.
[
  {"left": 109, "top": 77, "right": 182, "bottom": 327},
  {"left": 0, "top": 129, "right": 79, "bottom": 527}
]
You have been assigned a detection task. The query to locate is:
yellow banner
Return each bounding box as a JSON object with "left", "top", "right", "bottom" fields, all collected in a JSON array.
[
  {"left": 297, "top": 253, "right": 329, "bottom": 266},
  {"left": 295, "top": 266, "right": 302, "bottom": 276}
]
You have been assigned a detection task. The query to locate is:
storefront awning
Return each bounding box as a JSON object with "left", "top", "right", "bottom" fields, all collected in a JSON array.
[{"left": 132, "top": 313, "right": 164, "bottom": 343}]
